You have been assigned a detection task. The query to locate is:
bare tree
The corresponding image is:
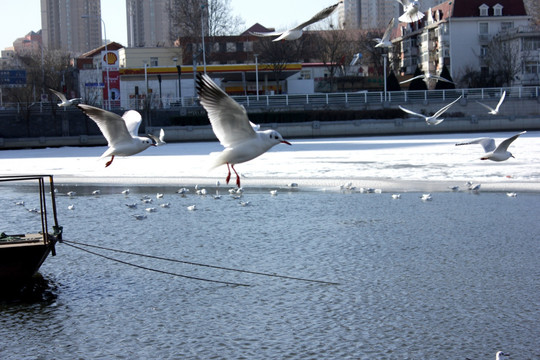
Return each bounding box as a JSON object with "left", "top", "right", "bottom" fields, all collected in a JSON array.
[
  {"left": 483, "top": 35, "right": 523, "bottom": 86},
  {"left": 254, "top": 38, "right": 304, "bottom": 94},
  {"left": 5, "top": 49, "right": 72, "bottom": 109},
  {"left": 169, "top": 0, "right": 244, "bottom": 41},
  {"left": 311, "top": 28, "right": 358, "bottom": 91}
]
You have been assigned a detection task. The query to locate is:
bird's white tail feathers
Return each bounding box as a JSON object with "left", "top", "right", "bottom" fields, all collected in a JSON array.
[
  {"left": 208, "top": 152, "right": 227, "bottom": 170},
  {"left": 399, "top": 12, "right": 424, "bottom": 23}
]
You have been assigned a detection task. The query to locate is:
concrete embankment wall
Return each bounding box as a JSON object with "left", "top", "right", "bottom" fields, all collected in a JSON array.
[
  {"left": 1, "top": 115, "right": 536, "bottom": 149},
  {"left": 0, "top": 97, "right": 538, "bottom": 149}
]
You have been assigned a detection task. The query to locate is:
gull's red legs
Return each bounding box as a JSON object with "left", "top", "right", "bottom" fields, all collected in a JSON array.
[{"left": 105, "top": 155, "right": 115, "bottom": 167}]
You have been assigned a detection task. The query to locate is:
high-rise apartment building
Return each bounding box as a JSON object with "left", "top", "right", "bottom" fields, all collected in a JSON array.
[
  {"left": 339, "top": 0, "right": 445, "bottom": 29},
  {"left": 127, "top": 0, "right": 172, "bottom": 47},
  {"left": 41, "top": 0, "right": 102, "bottom": 54}
]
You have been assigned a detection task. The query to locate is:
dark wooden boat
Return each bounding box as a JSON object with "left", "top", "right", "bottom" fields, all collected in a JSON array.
[{"left": 0, "top": 175, "right": 62, "bottom": 286}]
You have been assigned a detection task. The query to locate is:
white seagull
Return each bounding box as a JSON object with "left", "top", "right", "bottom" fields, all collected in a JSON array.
[
  {"left": 400, "top": 73, "right": 454, "bottom": 85},
  {"left": 350, "top": 53, "right": 361, "bottom": 66},
  {"left": 399, "top": 96, "right": 462, "bottom": 125},
  {"left": 374, "top": 17, "right": 395, "bottom": 48},
  {"left": 476, "top": 91, "right": 506, "bottom": 115},
  {"left": 49, "top": 88, "right": 82, "bottom": 107},
  {"left": 77, "top": 104, "right": 157, "bottom": 167},
  {"left": 455, "top": 131, "right": 526, "bottom": 161},
  {"left": 250, "top": 1, "right": 342, "bottom": 42},
  {"left": 396, "top": 0, "right": 424, "bottom": 23},
  {"left": 495, "top": 351, "right": 510, "bottom": 360},
  {"left": 148, "top": 128, "right": 166, "bottom": 146},
  {"left": 196, "top": 73, "right": 291, "bottom": 188}
]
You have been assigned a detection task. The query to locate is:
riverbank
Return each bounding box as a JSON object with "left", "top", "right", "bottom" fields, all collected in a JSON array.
[{"left": 1, "top": 131, "right": 539, "bottom": 192}]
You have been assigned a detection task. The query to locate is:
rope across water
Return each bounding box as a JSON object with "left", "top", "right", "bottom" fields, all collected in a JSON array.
[{"left": 61, "top": 239, "right": 340, "bottom": 286}]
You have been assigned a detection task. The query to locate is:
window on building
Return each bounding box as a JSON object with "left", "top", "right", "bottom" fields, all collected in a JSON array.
[
  {"left": 479, "top": 22, "right": 489, "bottom": 34},
  {"left": 479, "top": 4, "right": 489, "bottom": 16},
  {"left": 524, "top": 61, "right": 540, "bottom": 75},
  {"left": 226, "top": 42, "right": 235, "bottom": 53},
  {"left": 523, "top": 38, "right": 540, "bottom": 51},
  {"left": 300, "top": 70, "right": 311, "bottom": 80},
  {"left": 480, "top": 45, "right": 488, "bottom": 57},
  {"left": 236, "top": 42, "right": 244, "bottom": 52},
  {"left": 493, "top": 4, "right": 503, "bottom": 16},
  {"left": 501, "top": 22, "right": 513, "bottom": 32},
  {"left": 150, "top": 57, "right": 158, "bottom": 66}
]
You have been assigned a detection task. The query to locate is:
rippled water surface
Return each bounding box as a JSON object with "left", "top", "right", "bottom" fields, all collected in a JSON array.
[{"left": 1, "top": 185, "right": 539, "bottom": 359}]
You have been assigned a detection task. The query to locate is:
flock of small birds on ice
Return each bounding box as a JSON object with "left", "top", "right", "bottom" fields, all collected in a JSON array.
[{"left": 12, "top": 177, "right": 520, "bottom": 220}]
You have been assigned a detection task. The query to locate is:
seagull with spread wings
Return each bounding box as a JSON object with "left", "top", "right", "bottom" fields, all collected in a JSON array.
[
  {"left": 476, "top": 91, "right": 506, "bottom": 115},
  {"left": 399, "top": 96, "right": 462, "bottom": 125},
  {"left": 374, "top": 17, "right": 395, "bottom": 48},
  {"left": 250, "top": 1, "right": 342, "bottom": 42},
  {"left": 50, "top": 88, "right": 82, "bottom": 107},
  {"left": 400, "top": 73, "right": 454, "bottom": 85},
  {"left": 196, "top": 73, "right": 291, "bottom": 187},
  {"left": 396, "top": 0, "right": 424, "bottom": 23},
  {"left": 455, "top": 131, "right": 526, "bottom": 161},
  {"left": 77, "top": 104, "right": 159, "bottom": 167}
]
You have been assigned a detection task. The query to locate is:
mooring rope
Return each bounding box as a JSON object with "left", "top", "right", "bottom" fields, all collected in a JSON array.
[
  {"left": 62, "top": 241, "right": 250, "bottom": 287},
  {"left": 62, "top": 239, "right": 340, "bottom": 285}
]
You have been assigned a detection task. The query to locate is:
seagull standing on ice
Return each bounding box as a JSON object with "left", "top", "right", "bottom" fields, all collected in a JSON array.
[
  {"left": 49, "top": 88, "right": 82, "bottom": 107},
  {"left": 476, "top": 91, "right": 506, "bottom": 115},
  {"left": 249, "top": 1, "right": 342, "bottom": 42},
  {"left": 455, "top": 131, "right": 526, "bottom": 161},
  {"left": 399, "top": 96, "right": 462, "bottom": 125},
  {"left": 396, "top": 0, "right": 424, "bottom": 23},
  {"left": 196, "top": 73, "right": 291, "bottom": 188},
  {"left": 77, "top": 104, "right": 158, "bottom": 167},
  {"left": 373, "top": 17, "right": 395, "bottom": 48}
]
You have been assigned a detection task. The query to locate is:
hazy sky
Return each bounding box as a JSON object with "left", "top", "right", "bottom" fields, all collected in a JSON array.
[{"left": 0, "top": 0, "right": 337, "bottom": 51}]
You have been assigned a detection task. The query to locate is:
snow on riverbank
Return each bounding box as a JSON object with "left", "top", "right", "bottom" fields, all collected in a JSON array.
[{"left": 1, "top": 131, "right": 539, "bottom": 192}]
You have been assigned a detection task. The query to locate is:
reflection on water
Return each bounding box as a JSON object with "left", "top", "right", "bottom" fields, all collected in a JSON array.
[
  {"left": 0, "top": 185, "right": 539, "bottom": 359},
  {"left": 1, "top": 274, "right": 58, "bottom": 305}
]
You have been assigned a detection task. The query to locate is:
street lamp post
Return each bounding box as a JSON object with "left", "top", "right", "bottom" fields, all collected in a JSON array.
[
  {"left": 201, "top": 3, "right": 207, "bottom": 74},
  {"left": 82, "top": 14, "right": 110, "bottom": 110},
  {"left": 383, "top": 53, "right": 388, "bottom": 102},
  {"left": 254, "top": 54, "right": 259, "bottom": 100}
]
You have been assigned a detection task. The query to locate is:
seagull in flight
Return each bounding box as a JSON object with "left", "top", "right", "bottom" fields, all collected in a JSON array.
[
  {"left": 77, "top": 104, "right": 158, "bottom": 167},
  {"left": 250, "top": 1, "right": 342, "bottom": 42},
  {"left": 196, "top": 73, "right": 291, "bottom": 187},
  {"left": 396, "top": 0, "right": 424, "bottom": 23},
  {"left": 374, "top": 17, "right": 395, "bottom": 48},
  {"left": 399, "top": 96, "right": 462, "bottom": 125},
  {"left": 476, "top": 91, "right": 506, "bottom": 115},
  {"left": 50, "top": 88, "right": 82, "bottom": 107},
  {"left": 455, "top": 131, "right": 526, "bottom": 161},
  {"left": 400, "top": 73, "right": 454, "bottom": 85},
  {"left": 148, "top": 128, "right": 166, "bottom": 146},
  {"left": 350, "top": 53, "right": 361, "bottom": 66}
]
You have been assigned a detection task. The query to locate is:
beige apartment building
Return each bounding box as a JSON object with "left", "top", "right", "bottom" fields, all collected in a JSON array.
[
  {"left": 40, "top": 0, "right": 102, "bottom": 54},
  {"left": 339, "top": 0, "right": 445, "bottom": 30},
  {"left": 126, "top": 0, "right": 173, "bottom": 47}
]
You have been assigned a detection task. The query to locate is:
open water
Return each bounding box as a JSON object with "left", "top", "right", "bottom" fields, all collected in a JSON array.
[{"left": 0, "top": 184, "right": 539, "bottom": 359}]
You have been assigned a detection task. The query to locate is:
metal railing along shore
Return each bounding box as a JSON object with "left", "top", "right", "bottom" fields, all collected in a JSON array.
[{"left": 1, "top": 86, "right": 538, "bottom": 113}]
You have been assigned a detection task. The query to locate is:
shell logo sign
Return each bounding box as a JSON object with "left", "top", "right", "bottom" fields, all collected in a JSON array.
[
  {"left": 103, "top": 52, "right": 117, "bottom": 65},
  {"left": 101, "top": 50, "right": 119, "bottom": 70}
]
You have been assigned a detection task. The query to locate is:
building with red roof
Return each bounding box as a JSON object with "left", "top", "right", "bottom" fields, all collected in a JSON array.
[{"left": 391, "top": 0, "right": 536, "bottom": 86}]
